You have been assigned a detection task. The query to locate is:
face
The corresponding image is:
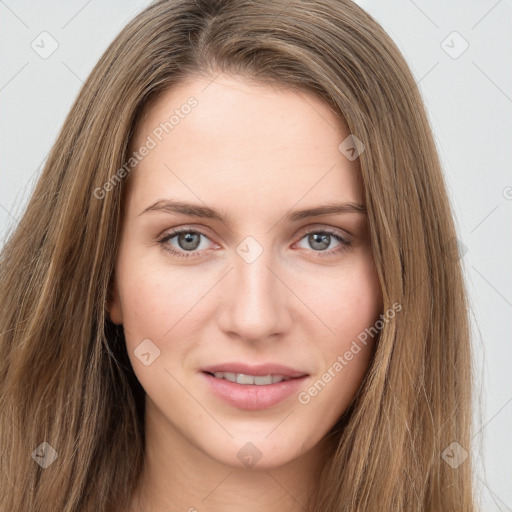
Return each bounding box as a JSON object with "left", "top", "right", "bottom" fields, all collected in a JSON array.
[{"left": 109, "top": 74, "right": 382, "bottom": 470}]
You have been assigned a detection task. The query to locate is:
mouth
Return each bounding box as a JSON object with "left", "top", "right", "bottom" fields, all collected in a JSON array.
[
  {"left": 200, "top": 362, "right": 309, "bottom": 410},
  {"left": 202, "top": 371, "right": 293, "bottom": 385},
  {"left": 201, "top": 362, "right": 308, "bottom": 384}
]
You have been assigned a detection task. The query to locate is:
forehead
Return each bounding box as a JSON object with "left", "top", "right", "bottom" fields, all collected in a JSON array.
[{"left": 126, "top": 74, "right": 363, "bottom": 213}]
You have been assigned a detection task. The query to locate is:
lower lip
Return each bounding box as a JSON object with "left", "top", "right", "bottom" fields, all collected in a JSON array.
[{"left": 201, "top": 372, "right": 308, "bottom": 410}]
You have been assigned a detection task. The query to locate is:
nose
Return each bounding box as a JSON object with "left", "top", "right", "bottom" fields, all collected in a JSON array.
[{"left": 216, "top": 246, "right": 293, "bottom": 343}]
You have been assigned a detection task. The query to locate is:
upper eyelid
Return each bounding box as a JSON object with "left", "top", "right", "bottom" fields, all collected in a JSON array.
[{"left": 159, "top": 224, "right": 351, "bottom": 246}]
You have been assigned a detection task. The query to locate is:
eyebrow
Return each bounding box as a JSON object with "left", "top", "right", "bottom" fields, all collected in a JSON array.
[{"left": 138, "top": 199, "right": 367, "bottom": 222}]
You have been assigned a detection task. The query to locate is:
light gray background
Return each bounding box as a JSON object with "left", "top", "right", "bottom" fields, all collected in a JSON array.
[{"left": 1, "top": 1, "right": 510, "bottom": 509}]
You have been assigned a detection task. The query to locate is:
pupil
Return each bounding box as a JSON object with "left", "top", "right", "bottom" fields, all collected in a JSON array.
[
  {"left": 179, "top": 232, "right": 200, "bottom": 250},
  {"left": 310, "top": 233, "right": 329, "bottom": 250}
]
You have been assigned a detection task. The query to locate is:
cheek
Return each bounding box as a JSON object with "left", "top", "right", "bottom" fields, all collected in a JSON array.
[
  {"left": 313, "top": 256, "right": 382, "bottom": 349},
  {"left": 116, "top": 257, "right": 224, "bottom": 388},
  {"left": 117, "top": 255, "right": 206, "bottom": 342},
  {"left": 119, "top": 275, "right": 172, "bottom": 340},
  {"left": 296, "top": 260, "right": 381, "bottom": 422},
  {"left": 117, "top": 264, "right": 202, "bottom": 394}
]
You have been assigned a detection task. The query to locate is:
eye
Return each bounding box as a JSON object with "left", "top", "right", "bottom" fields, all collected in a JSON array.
[
  {"left": 295, "top": 228, "right": 351, "bottom": 257},
  {"left": 157, "top": 226, "right": 351, "bottom": 259},
  {"left": 157, "top": 227, "right": 216, "bottom": 258}
]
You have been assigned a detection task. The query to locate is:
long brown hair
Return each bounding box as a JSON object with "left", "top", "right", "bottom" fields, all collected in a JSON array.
[{"left": 0, "top": 1, "right": 476, "bottom": 510}]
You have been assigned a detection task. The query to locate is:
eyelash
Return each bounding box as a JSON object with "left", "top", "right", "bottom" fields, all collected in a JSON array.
[{"left": 157, "top": 226, "right": 351, "bottom": 259}]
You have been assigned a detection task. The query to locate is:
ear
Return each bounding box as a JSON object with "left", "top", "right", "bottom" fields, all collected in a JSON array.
[{"left": 106, "top": 277, "right": 123, "bottom": 325}]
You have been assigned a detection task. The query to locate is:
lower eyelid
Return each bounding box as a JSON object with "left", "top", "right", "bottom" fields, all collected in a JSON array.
[{"left": 158, "top": 229, "right": 350, "bottom": 256}]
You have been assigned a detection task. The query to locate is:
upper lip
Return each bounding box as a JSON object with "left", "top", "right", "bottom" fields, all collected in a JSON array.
[{"left": 201, "top": 362, "right": 309, "bottom": 378}]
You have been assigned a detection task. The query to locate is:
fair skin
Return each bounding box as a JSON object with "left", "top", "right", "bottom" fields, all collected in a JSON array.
[{"left": 108, "top": 73, "right": 382, "bottom": 512}]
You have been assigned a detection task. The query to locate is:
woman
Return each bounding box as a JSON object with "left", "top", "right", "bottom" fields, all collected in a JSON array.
[{"left": 0, "top": 0, "right": 476, "bottom": 510}]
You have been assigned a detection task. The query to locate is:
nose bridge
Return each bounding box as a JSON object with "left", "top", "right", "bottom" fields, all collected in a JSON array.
[
  {"left": 237, "top": 248, "right": 274, "bottom": 300},
  {"left": 219, "top": 237, "right": 290, "bottom": 340}
]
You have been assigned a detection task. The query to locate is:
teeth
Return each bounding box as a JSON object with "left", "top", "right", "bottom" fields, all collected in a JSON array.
[{"left": 212, "top": 372, "right": 290, "bottom": 385}]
